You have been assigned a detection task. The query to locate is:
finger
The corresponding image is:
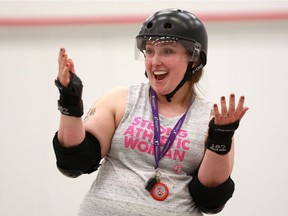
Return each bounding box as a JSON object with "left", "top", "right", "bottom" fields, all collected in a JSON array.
[
  {"left": 228, "top": 94, "right": 235, "bottom": 116},
  {"left": 213, "top": 103, "right": 221, "bottom": 119},
  {"left": 60, "top": 62, "right": 71, "bottom": 87},
  {"left": 59, "top": 53, "right": 68, "bottom": 77},
  {"left": 58, "top": 50, "right": 64, "bottom": 74},
  {"left": 58, "top": 48, "right": 65, "bottom": 64},
  {"left": 62, "top": 53, "right": 69, "bottom": 70},
  {"left": 235, "top": 96, "right": 245, "bottom": 118},
  {"left": 58, "top": 49, "right": 67, "bottom": 75},
  {"left": 59, "top": 55, "right": 71, "bottom": 87},
  {"left": 220, "top": 96, "right": 228, "bottom": 116},
  {"left": 64, "top": 62, "right": 70, "bottom": 78},
  {"left": 239, "top": 107, "right": 249, "bottom": 120},
  {"left": 67, "top": 59, "right": 75, "bottom": 73}
]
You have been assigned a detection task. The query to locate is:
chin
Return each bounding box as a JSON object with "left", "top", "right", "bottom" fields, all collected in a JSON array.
[
  {"left": 151, "top": 85, "right": 172, "bottom": 96},
  {"left": 150, "top": 79, "right": 176, "bottom": 93}
]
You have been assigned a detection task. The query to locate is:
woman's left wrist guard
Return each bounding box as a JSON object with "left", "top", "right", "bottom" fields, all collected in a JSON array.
[
  {"left": 205, "top": 118, "right": 239, "bottom": 155},
  {"left": 54, "top": 72, "right": 84, "bottom": 117}
]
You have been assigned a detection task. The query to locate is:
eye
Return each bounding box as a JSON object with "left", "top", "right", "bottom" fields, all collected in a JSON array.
[
  {"left": 145, "top": 48, "right": 154, "bottom": 56},
  {"left": 162, "top": 48, "right": 173, "bottom": 55}
]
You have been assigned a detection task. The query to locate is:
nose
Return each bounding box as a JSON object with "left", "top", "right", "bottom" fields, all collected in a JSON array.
[{"left": 151, "top": 54, "right": 162, "bottom": 66}]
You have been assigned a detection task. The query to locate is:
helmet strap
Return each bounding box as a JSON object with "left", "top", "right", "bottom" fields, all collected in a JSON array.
[{"left": 165, "top": 62, "right": 203, "bottom": 102}]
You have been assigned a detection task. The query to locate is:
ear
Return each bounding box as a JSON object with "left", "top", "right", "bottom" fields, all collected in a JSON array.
[
  {"left": 145, "top": 71, "right": 148, "bottom": 78},
  {"left": 191, "top": 61, "right": 197, "bottom": 68},
  {"left": 192, "top": 63, "right": 204, "bottom": 75}
]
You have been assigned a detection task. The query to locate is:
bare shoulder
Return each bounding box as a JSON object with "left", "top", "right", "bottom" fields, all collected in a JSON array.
[
  {"left": 105, "top": 87, "right": 129, "bottom": 102},
  {"left": 83, "top": 87, "right": 128, "bottom": 157},
  {"left": 84, "top": 87, "right": 128, "bottom": 124},
  {"left": 102, "top": 87, "right": 128, "bottom": 126}
]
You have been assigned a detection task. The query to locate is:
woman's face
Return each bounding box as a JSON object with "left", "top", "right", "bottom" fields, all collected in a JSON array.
[{"left": 144, "top": 41, "right": 190, "bottom": 96}]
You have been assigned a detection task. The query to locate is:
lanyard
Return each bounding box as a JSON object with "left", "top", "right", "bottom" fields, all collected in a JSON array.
[{"left": 150, "top": 89, "right": 189, "bottom": 169}]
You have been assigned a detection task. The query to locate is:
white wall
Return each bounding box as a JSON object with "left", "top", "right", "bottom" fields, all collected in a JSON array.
[{"left": 1, "top": 1, "right": 288, "bottom": 216}]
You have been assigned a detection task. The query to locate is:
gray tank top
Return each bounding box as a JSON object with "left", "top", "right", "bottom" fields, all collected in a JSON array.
[{"left": 79, "top": 83, "right": 212, "bottom": 216}]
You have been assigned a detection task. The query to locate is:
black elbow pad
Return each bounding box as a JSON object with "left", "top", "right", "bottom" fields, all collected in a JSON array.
[
  {"left": 52, "top": 131, "right": 102, "bottom": 178},
  {"left": 188, "top": 175, "right": 235, "bottom": 214}
]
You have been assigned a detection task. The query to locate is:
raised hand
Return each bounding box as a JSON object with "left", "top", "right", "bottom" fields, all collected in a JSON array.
[
  {"left": 58, "top": 48, "right": 76, "bottom": 87},
  {"left": 55, "top": 48, "right": 83, "bottom": 117},
  {"left": 213, "top": 94, "right": 249, "bottom": 125}
]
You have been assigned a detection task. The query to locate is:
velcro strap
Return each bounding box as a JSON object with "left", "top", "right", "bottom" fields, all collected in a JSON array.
[
  {"left": 206, "top": 118, "right": 239, "bottom": 155},
  {"left": 209, "top": 118, "right": 239, "bottom": 132},
  {"left": 57, "top": 101, "right": 83, "bottom": 117}
]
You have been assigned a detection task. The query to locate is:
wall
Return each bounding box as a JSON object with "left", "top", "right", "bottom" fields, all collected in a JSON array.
[{"left": 0, "top": 1, "right": 288, "bottom": 216}]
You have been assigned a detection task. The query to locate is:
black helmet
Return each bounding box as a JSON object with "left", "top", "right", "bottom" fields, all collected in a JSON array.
[{"left": 136, "top": 8, "right": 208, "bottom": 66}]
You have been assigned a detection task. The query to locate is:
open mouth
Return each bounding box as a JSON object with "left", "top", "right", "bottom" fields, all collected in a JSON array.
[{"left": 154, "top": 71, "right": 168, "bottom": 81}]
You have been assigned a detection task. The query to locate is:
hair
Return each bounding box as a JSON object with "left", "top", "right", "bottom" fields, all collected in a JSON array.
[
  {"left": 187, "top": 69, "right": 203, "bottom": 99},
  {"left": 187, "top": 54, "right": 204, "bottom": 98}
]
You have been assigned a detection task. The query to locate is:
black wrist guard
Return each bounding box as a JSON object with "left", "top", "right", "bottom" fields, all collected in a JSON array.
[
  {"left": 205, "top": 118, "right": 239, "bottom": 155},
  {"left": 55, "top": 72, "right": 83, "bottom": 117}
]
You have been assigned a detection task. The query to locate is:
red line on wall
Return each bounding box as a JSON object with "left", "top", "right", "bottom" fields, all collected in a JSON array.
[
  {"left": 0, "top": 11, "right": 288, "bottom": 26},
  {"left": 0, "top": 15, "right": 147, "bottom": 26}
]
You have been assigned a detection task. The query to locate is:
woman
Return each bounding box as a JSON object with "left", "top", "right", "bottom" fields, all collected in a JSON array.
[{"left": 53, "top": 8, "right": 248, "bottom": 215}]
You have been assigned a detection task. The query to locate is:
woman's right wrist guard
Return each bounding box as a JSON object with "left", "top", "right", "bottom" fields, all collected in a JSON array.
[
  {"left": 55, "top": 72, "right": 84, "bottom": 117},
  {"left": 205, "top": 118, "right": 239, "bottom": 155}
]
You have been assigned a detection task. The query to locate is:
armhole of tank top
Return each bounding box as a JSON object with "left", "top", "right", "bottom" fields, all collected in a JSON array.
[{"left": 116, "top": 84, "right": 137, "bottom": 128}]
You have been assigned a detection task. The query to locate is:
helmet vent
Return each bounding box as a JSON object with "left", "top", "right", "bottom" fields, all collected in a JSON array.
[
  {"left": 147, "top": 22, "right": 153, "bottom": 29},
  {"left": 164, "top": 22, "right": 172, "bottom": 30}
]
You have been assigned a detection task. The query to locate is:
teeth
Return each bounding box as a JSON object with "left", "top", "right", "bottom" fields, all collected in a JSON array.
[{"left": 153, "top": 71, "right": 168, "bottom": 75}]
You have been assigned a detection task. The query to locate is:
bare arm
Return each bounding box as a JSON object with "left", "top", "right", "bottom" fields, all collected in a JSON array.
[
  {"left": 198, "top": 94, "right": 248, "bottom": 187},
  {"left": 56, "top": 48, "right": 127, "bottom": 158},
  {"left": 83, "top": 87, "right": 128, "bottom": 158},
  {"left": 56, "top": 48, "right": 85, "bottom": 147}
]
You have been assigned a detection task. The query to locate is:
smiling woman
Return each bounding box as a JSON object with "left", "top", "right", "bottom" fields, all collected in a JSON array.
[
  {"left": 135, "top": 9, "right": 208, "bottom": 102},
  {"left": 52, "top": 8, "right": 248, "bottom": 216},
  {"left": 143, "top": 41, "right": 191, "bottom": 96}
]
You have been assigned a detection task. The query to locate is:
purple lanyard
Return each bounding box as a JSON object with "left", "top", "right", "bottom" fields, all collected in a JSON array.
[{"left": 150, "top": 89, "right": 189, "bottom": 169}]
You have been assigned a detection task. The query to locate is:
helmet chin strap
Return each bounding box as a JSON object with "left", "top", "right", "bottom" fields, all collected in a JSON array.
[{"left": 165, "top": 62, "right": 203, "bottom": 102}]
